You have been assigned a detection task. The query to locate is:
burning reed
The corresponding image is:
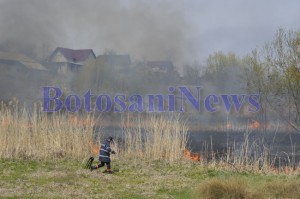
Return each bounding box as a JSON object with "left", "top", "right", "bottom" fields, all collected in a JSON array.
[
  {"left": 0, "top": 102, "right": 188, "bottom": 163},
  {"left": 1, "top": 101, "right": 299, "bottom": 175}
]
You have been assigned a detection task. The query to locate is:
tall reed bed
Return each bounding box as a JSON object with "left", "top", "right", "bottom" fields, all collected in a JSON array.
[
  {"left": 1, "top": 102, "right": 298, "bottom": 174},
  {"left": 0, "top": 103, "right": 94, "bottom": 160},
  {"left": 119, "top": 114, "right": 189, "bottom": 163},
  {"left": 201, "top": 129, "right": 271, "bottom": 172},
  {"left": 0, "top": 103, "right": 188, "bottom": 163}
]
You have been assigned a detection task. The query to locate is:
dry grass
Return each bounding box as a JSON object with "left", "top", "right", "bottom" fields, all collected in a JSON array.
[
  {"left": 263, "top": 179, "right": 300, "bottom": 198},
  {"left": 1, "top": 102, "right": 299, "bottom": 176},
  {"left": 0, "top": 158, "right": 194, "bottom": 199},
  {"left": 197, "top": 176, "right": 300, "bottom": 199},
  {"left": 1, "top": 103, "right": 300, "bottom": 198},
  {"left": 199, "top": 177, "right": 252, "bottom": 199},
  {"left": 118, "top": 114, "right": 188, "bottom": 163},
  {"left": 0, "top": 102, "right": 94, "bottom": 160},
  {"left": 1, "top": 157, "right": 299, "bottom": 199},
  {"left": 0, "top": 103, "right": 188, "bottom": 163}
]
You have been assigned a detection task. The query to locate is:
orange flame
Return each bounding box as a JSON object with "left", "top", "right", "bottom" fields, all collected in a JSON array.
[
  {"left": 184, "top": 149, "right": 201, "bottom": 161},
  {"left": 249, "top": 120, "right": 260, "bottom": 129},
  {"left": 92, "top": 144, "right": 99, "bottom": 155},
  {"left": 1, "top": 119, "right": 33, "bottom": 129},
  {"left": 226, "top": 122, "right": 232, "bottom": 129},
  {"left": 1, "top": 119, "right": 11, "bottom": 127},
  {"left": 27, "top": 122, "right": 33, "bottom": 129},
  {"left": 68, "top": 115, "right": 95, "bottom": 127}
]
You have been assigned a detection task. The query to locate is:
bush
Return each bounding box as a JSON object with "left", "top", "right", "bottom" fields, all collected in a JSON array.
[
  {"left": 264, "top": 179, "right": 300, "bottom": 198},
  {"left": 199, "top": 178, "right": 252, "bottom": 199}
]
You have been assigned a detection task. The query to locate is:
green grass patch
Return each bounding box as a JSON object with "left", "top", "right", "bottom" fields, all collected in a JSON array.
[{"left": 0, "top": 158, "right": 300, "bottom": 198}]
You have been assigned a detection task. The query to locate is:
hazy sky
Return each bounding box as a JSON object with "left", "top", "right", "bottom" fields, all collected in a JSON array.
[
  {"left": 185, "top": 0, "right": 300, "bottom": 61},
  {"left": 0, "top": 0, "right": 299, "bottom": 65}
]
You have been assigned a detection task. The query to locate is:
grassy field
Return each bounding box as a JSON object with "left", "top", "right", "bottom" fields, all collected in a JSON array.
[{"left": 1, "top": 157, "right": 300, "bottom": 199}]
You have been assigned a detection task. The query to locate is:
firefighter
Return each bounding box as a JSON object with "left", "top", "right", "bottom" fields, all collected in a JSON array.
[{"left": 91, "top": 136, "right": 116, "bottom": 173}]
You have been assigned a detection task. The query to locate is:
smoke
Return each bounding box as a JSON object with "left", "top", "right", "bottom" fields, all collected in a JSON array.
[
  {"left": 0, "top": 0, "right": 197, "bottom": 65},
  {"left": 0, "top": 1, "right": 62, "bottom": 59}
]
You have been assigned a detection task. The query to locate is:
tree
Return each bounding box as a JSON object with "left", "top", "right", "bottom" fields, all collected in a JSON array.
[
  {"left": 247, "top": 28, "right": 300, "bottom": 132},
  {"left": 202, "top": 52, "right": 245, "bottom": 93},
  {"left": 243, "top": 51, "right": 271, "bottom": 132},
  {"left": 72, "top": 56, "right": 118, "bottom": 94},
  {"left": 182, "top": 64, "right": 201, "bottom": 85}
]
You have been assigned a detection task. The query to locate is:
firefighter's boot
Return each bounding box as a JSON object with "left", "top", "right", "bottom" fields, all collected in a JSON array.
[{"left": 90, "top": 165, "right": 97, "bottom": 171}]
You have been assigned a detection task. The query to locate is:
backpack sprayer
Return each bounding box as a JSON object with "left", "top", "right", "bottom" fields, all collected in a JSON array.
[{"left": 85, "top": 157, "right": 94, "bottom": 169}]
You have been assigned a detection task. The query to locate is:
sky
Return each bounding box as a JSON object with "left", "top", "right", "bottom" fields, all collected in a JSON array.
[
  {"left": 0, "top": 0, "right": 299, "bottom": 66},
  {"left": 185, "top": 0, "right": 300, "bottom": 61}
]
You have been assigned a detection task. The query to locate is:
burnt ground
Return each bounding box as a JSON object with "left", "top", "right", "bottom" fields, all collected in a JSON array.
[{"left": 96, "top": 126, "right": 300, "bottom": 167}]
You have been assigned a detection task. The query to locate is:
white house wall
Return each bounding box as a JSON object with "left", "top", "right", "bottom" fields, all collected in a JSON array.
[{"left": 52, "top": 51, "right": 68, "bottom": 62}]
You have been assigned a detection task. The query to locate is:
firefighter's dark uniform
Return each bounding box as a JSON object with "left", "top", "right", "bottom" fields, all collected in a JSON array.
[{"left": 91, "top": 137, "right": 114, "bottom": 173}]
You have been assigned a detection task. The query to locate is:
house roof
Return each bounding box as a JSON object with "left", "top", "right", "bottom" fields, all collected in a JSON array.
[
  {"left": 0, "top": 51, "right": 46, "bottom": 70},
  {"left": 50, "top": 47, "right": 96, "bottom": 63}
]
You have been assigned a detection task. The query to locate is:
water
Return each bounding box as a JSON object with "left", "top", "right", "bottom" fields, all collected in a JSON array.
[
  {"left": 96, "top": 126, "right": 300, "bottom": 166},
  {"left": 187, "top": 130, "right": 300, "bottom": 166}
]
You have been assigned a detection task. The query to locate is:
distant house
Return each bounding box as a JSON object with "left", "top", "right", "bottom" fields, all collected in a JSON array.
[
  {"left": 146, "top": 60, "right": 174, "bottom": 73},
  {"left": 0, "top": 51, "right": 49, "bottom": 102},
  {"left": 48, "top": 47, "right": 96, "bottom": 73},
  {"left": 0, "top": 51, "right": 46, "bottom": 72},
  {"left": 97, "top": 54, "right": 131, "bottom": 72}
]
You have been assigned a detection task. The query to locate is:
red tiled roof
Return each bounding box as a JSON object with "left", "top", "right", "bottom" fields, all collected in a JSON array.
[{"left": 51, "top": 47, "right": 96, "bottom": 63}]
